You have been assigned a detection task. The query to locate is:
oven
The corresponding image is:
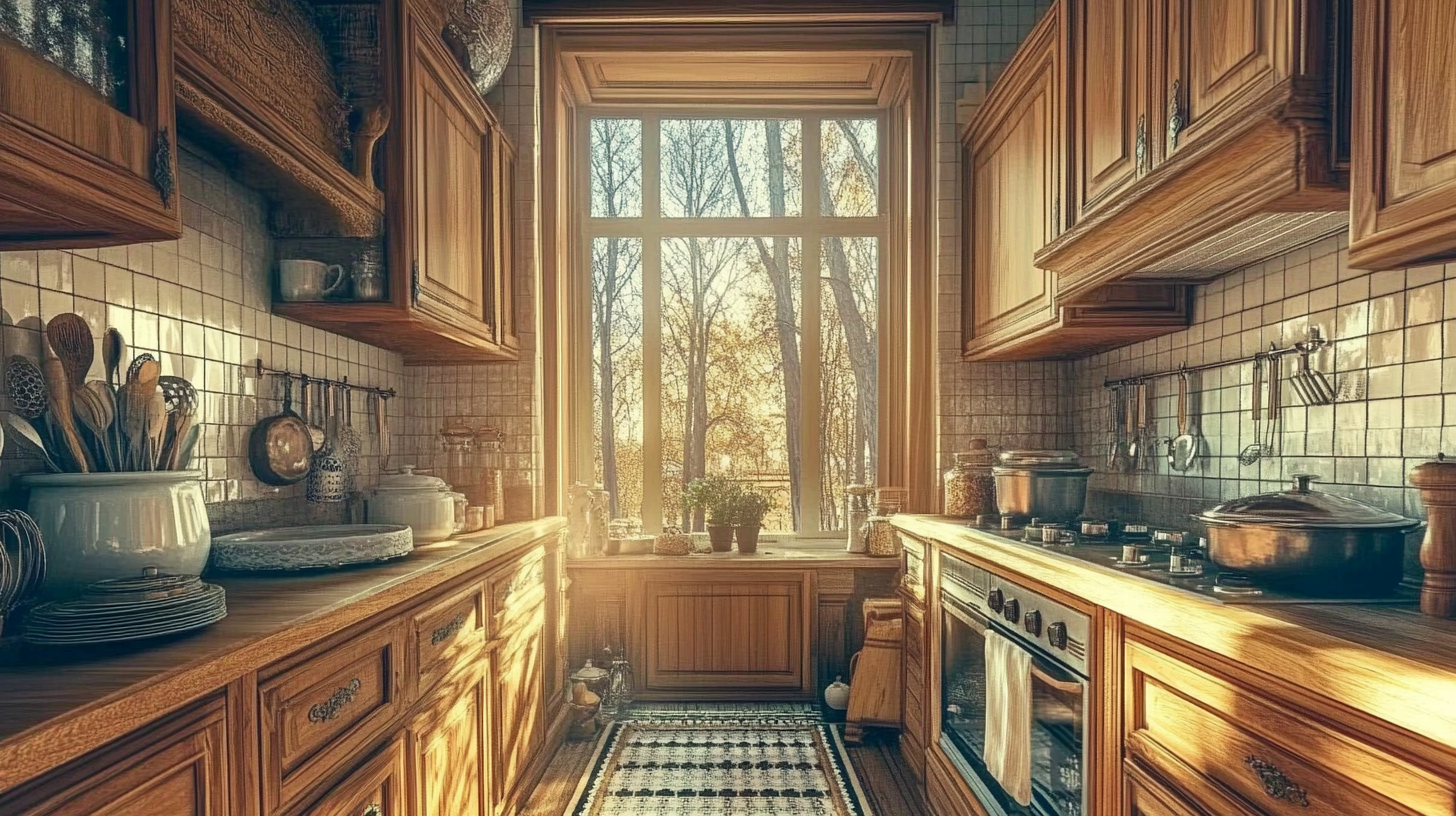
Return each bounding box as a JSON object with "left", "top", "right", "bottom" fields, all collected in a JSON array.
[{"left": 939, "top": 553, "right": 1090, "bottom": 816}]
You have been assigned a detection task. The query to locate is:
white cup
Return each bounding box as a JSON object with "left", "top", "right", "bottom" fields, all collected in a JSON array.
[{"left": 279, "top": 259, "right": 346, "bottom": 302}]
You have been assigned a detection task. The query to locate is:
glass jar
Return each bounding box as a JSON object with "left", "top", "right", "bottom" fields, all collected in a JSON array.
[
  {"left": 865, "top": 490, "right": 905, "bottom": 558},
  {"left": 440, "top": 418, "right": 478, "bottom": 505},
  {"left": 845, "top": 484, "right": 873, "bottom": 553},
  {"left": 602, "top": 648, "right": 636, "bottom": 717},
  {"left": 944, "top": 439, "right": 997, "bottom": 518},
  {"left": 586, "top": 486, "right": 611, "bottom": 555},
  {"left": 473, "top": 426, "right": 505, "bottom": 520}
]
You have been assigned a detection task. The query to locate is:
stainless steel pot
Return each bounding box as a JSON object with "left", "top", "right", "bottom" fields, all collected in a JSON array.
[
  {"left": 1193, "top": 474, "right": 1422, "bottom": 595},
  {"left": 993, "top": 450, "right": 1092, "bottom": 524}
]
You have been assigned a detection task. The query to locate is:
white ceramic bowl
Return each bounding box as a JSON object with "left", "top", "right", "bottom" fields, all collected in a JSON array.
[
  {"left": 365, "top": 466, "right": 458, "bottom": 543},
  {"left": 22, "top": 470, "right": 211, "bottom": 596}
]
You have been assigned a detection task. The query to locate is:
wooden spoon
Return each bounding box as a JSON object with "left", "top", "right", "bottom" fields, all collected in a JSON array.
[
  {"left": 2, "top": 414, "right": 59, "bottom": 471},
  {"left": 41, "top": 357, "right": 91, "bottom": 472},
  {"left": 147, "top": 389, "right": 167, "bottom": 471},
  {"left": 46, "top": 313, "right": 94, "bottom": 390},
  {"left": 103, "top": 328, "right": 125, "bottom": 391},
  {"left": 72, "top": 386, "right": 115, "bottom": 471}
]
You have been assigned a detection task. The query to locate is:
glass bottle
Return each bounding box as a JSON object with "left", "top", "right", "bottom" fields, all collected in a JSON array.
[
  {"left": 600, "top": 646, "right": 636, "bottom": 718},
  {"left": 944, "top": 439, "right": 997, "bottom": 518},
  {"left": 845, "top": 484, "right": 873, "bottom": 553}
]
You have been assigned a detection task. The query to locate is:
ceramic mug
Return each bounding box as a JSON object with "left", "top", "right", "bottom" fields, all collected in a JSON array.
[{"left": 279, "top": 259, "right": 347, "bottom": 302}]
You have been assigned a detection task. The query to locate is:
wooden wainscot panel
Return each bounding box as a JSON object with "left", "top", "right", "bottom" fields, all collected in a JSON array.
[
  {"left": 1039, "top": 0, "right": 1348, "bottom": 305},
  {"left": 633, "top": 569, "right": 814, "bottom": 699},
  {"left": 1349, "top": 0, "right": 1456, "bottom": 270},
  {"left": 172, "top": 0, "right": 385, "bottom": 237},
  {"left": 259, "top": 620, "right": 407, "bottom": 814},
  {"left": 0, "top": 696, "right": 229, "bottom": 816},
  {"left": 1125, "top": 633, "right": 1456, "bottom": 816},
  {"left": 0, "top": 0, "right": 179, "bottom": 248},
  {"left": 298, "top": 737, "right": 409, "bottom": 816}
]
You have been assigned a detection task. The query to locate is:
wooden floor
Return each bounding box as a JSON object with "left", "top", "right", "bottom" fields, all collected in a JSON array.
[{"left": 521, "top": 705, "right": 927, "bottom": 816}]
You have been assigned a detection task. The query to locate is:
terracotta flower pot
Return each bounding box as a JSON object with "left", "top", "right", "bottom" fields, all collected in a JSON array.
[
  {"left": 735, "top": 525, "right": 761, "bottom": 554},
  {"left": 706, "top": 523, "right": 735, "bottom": 552}
]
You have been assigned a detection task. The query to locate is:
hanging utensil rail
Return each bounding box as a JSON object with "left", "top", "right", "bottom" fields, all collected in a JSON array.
[
  {"left": 250, "top": 359, "right": 397, "bottom": 400},
  {"left": 1101, "top": 328, "right": 1329, "bottom": 390}
]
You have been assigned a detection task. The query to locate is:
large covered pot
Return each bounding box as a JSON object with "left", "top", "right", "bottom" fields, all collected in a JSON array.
[
  {"left": 1193, "top": 475, "right": 1421, "bottom": 595},
  {"left": 992, "top": 450, "right": 1092, "bottom": 524}
]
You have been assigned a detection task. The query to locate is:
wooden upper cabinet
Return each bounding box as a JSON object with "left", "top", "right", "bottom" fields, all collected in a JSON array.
[
  {"left": 0, "top": 0, "right": 180, "bottom": 248},
  {"left": 493, "top": 132, "right": 521, "bottom": 352},
  {"left": 1159, "top": 0, "right": 1284, "bottom": 159},
  {"left": 1071, "top": 0, "right": 1148, "bottom": 222},
  {"left": 1350, "top": 1, "right": 1456, "bottom": 270}
]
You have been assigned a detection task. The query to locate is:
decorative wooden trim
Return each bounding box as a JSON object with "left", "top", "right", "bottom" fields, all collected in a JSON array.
[{"left": 523, "top": 0, "right": 953, "bottom": 24}]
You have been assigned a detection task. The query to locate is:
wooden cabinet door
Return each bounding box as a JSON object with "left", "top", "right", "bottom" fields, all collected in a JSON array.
[
  {"left": 1351, "top": 1, "right": 1456, "bottom": 269},
  {"left": 490, "top": 627, "right": 545, "bottom": 811},
  {"left": 0, "top": 698, "right": 228, "bottom": 816},
  {"left": 493, "top": 131, "right": 520, "bottom": 351},
  {"left": 638, "top": 570, "right": 812, "bottom": 697},
  {"left": 1159, "top": 0, "right": 1285, "bottom": 159},
  {"left": 0, "top": 0, "right": 179, "bottom": 248},
  {"left": 1127, "top": 767, "right": 1215, "bottom": 816},
  {"left": 1070, "top": 0, "right": 1149, "bottom": 221},
  {"left": 411, "top": 27, "right": 491, "bottom": 328},
  {"left": 409, "top": 669, "right": 486, "bottom": 816},
  {"left": 301, "top": 738, "right": 408, "bottom": 816},
  {"left": 964, "top": 12, "right": 1059, "bottom": 348}
]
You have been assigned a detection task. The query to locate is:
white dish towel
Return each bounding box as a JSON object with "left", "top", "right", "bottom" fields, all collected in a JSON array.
[{"left": 983, "top": 628, "right": 1033, "bottom": 806}]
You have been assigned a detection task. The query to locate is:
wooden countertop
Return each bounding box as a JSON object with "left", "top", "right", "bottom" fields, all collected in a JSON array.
[
  {"left": 0, "top": 517, "right": 566, "bottom": 792},
  {"left": 894, "top": 515, "right": 1456, "bottom": 751},
  {"left": 568, "top": 546, "right": 900, "bottom": 569}
]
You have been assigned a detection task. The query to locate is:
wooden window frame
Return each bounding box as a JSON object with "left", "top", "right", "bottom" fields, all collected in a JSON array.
[{"left": 540, "top": 24, "right": 938, "bottom": 520}]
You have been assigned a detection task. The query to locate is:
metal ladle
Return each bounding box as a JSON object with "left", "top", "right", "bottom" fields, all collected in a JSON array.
[
  {"left": 1170, "top": 369, "right": 1199, "bottom": 472},
  {"left": 1239, "top": 357, "right": 1265, "bottom": 467}
]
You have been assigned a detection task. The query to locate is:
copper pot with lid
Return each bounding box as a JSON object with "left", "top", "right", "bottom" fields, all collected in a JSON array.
[{"left": 1193, "top": 474, "right": 1421, "bottom": 595}]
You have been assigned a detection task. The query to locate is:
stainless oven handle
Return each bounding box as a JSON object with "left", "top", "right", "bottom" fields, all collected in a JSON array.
[{"left": 942, "top": 592, "right": 990, "bottom": 633}]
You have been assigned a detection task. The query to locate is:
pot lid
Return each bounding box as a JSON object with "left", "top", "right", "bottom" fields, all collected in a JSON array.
[
  {"left": 997, "top": 449, "right": 1081, "bottom": 466},
  {"left": 571, "top": 659, "right": 609, "bottom": 682},
  {"left": 1196, "top": 475, "right": 1416, "bottom": 529},
  {"left": 374, "top": 465, "right": 449, "bottom": 492},
  {"left": 955, "top": 439, "right": 997, "bottom": 466}
]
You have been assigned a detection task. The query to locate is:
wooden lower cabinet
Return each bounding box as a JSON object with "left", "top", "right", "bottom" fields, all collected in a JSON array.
[
  {"left": 408, "top": 666, "right": 486, "bottom": 816},
  {"left": 490, "top": 625, "right": 546, "bottom": 813},
  {"left": 899, "top": 593, "right": 927, "bottom": 780},
  {"left": 0, "top": 697, "right": 229, "bottom": 816},
  {"left": 1126, "top": 762, "right": 1208, "bottom": 816},
  {"left": 925, "top": 744, "right": 988, "bottom": 816},
  {"left": 301, "top": 738, "right": 409, "bottom": 816}
]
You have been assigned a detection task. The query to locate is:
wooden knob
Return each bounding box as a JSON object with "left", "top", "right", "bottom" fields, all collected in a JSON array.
[{"left": 1409, "top": 454, "right": 1456, "bottom": 618}]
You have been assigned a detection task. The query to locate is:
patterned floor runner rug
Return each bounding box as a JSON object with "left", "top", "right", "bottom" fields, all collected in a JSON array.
[{"left": 565, "top": 714, "right": 875, "bottom": 816}]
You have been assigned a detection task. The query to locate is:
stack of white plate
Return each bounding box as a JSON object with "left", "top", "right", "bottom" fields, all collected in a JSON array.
[{"left": 23, "top": 571, "right": 226, "bottom": 646}]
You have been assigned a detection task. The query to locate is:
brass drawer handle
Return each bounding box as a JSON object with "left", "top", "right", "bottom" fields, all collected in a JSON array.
[
  {"left": 431, "top": 613, "right": 466, "bottom": 645},
  {"left": 308, "top": 678, "right": 362, "bottom": 723},
  {"left": 1167, "top": 78, "right": 1183, "bottom": 149},
  {"left": 1135, "top": 114, "right": 1149, "bottom": 174},
  {"left": 1245, "top": 755, "right": 1309, "bottom": 807},
  {"left": 362, "top": 805, "right": 382, "bottom": 816}
]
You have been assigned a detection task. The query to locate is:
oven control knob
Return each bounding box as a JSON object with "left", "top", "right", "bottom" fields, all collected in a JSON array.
[
  {"left": 1048, "top": 621, "right": 1069, "bottom": 651},
  {"left": 1023, "top": 610, "right": 1043, "bottom": 637},
  {"left": 986, "top": 589, "right": 1005, "bottom": 612},
  {"left": 1002, "top": 598, "right": 1020, "bottom": 624}
]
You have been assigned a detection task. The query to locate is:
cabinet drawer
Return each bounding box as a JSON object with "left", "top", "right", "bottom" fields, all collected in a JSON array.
[
  {"left": 410, "top": 582, "right": 485, "bottom": 693},
  {"left": 1127, "top": 638, "right": 1453, "bottom": 816},
  {"left": 298, "top": 738, "right": 407, "bottom": 816},
  {"left": 261, "top": 621, "right": 405, "bottom": 814},
  {"left": 488, "top": 548, "right": 546, "bottom": 638}
]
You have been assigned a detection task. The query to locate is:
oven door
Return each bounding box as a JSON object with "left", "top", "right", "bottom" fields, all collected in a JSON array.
[{"left": 941, "top": 591, "right": 1087, "bottom": 816}]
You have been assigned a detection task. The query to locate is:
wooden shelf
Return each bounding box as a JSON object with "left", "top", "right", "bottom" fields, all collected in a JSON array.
[{"left": 272, "top": 301, "right": 518, "bottom": 365}]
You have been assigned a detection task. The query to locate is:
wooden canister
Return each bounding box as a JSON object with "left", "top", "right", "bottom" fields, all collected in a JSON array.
[{"left": 1409, "top": 454, "right": 1456, "bottom": 618}]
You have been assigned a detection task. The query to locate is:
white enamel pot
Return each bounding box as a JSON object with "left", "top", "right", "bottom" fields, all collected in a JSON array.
[{"left": 365, "top": 466, "right": 459, "bottom": 543}]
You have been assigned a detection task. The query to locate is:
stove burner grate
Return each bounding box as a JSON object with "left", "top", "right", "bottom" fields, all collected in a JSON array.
[{"left": 1211, "top": 572, "right": 1264, "bottom": 596}]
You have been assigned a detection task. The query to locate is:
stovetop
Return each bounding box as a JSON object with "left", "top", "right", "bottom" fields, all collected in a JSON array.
[{"left": 965, "top": 520, "right": 1418, "bottom": 606}]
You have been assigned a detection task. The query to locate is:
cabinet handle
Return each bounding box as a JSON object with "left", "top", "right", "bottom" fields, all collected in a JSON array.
[
  {"left": 308, "top": 677, "right": 362, "bottom": 723},
  {"left": 431, "top": 612, "right": 467, "bottom": 645},
  {"left": 153, "top": 127, "right": 176, "bottom": 209},
  {"left": 361, "top": 806, "right": 382, "bottom": 816},
  {"left": 1167, "top": 79, "right": 1184, "bottom": 149},
  {"left": 410, "top": 260, "right": 421, "bottom": 305},
  {"left": 1245, "top": 755, "right": 1309, "bottom": 807},
  {"left": 1135, "top": 114, "right": 1148, "bottom": 175}
]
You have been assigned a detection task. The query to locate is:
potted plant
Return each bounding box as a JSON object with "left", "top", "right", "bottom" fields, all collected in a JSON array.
[
  {"left": 685, "top": 476, "right": 740, "bottom": 552},
  {"left": 733, "top": 488, "right": 772, "bottom": 554}
]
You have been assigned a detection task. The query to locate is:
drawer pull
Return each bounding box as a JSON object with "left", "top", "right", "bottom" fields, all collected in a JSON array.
[
  {"left": 431, "top": 613, "right": 466, "bottom": 645},
  {"left": 362, "top": 806, "right": 382, "bottom": 816},
  {"left": 1245, "top": 756, "right": 1309, "bottom": 807},
  {"left": 308, "top": 678, "right": 362, "bottom": 723}
]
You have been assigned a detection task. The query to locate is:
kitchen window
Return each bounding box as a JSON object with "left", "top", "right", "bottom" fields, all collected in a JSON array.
[{"left": 582, "top": 112, "right": 887, "bottom": 537}]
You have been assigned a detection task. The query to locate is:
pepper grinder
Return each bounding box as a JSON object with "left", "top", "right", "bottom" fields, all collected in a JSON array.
[{"left": 1410, "top": 454, "right": 1456, "bottom": 618}]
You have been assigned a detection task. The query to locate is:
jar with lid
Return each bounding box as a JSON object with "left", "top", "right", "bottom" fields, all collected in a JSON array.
[
  {"left": 944, "top": 439, "right": 997, "bottom": 517},
  {"left": 439, "top": 418, "right": 478, "bottom": 505},
  {"left": 473, "top": 426, "right": 505, "bottom": 521},
  {"left": 865, "top": 487, "right": 906, "bottom": 557},
  {"left": 845, "top": 485, "right": 873, "bottom": 553}
]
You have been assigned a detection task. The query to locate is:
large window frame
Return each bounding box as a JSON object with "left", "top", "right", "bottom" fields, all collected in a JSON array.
[
  {"left": 577, "top": 109, "right": 889, "bottom": 537},
  {"left": 540, "top": 23, "right": 939, "bottom": 526}
]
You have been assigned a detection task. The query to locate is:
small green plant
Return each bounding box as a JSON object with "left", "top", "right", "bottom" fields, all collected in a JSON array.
[
  {"left": 684, "top": 475, "right": 741, "bottom": 526},
  {"left": 733, "top": 488, "right": 772, "bottom": 528}
]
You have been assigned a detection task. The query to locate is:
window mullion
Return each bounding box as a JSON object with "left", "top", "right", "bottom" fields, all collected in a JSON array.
[
  {"left": 801, "top": 118, "right": 823, "bottom": 534},
  {"left": 642, "top": 114, "right": 664, "bottom": 533}
]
